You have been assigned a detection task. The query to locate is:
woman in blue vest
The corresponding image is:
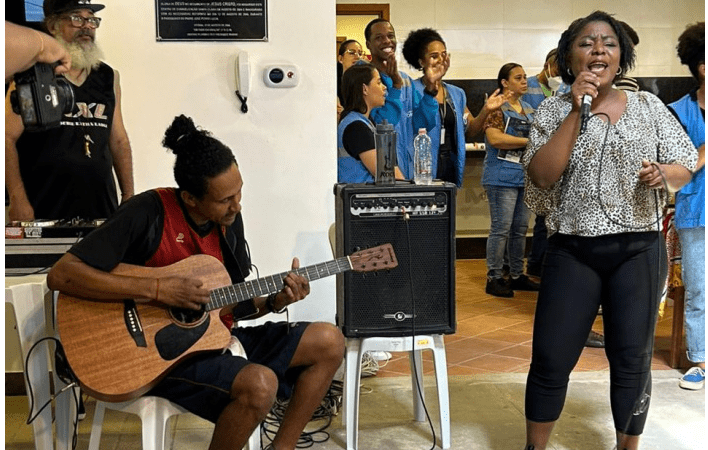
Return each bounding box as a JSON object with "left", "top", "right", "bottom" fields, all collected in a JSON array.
[
  {"left": 482, "top": 62, "right": 539, "bottom": 297},
  {"left": 338, "top": 63, "right": 404, "bottom": 183},
  {"left": 669, "top": 21, "right": 705, "bottom": 391},
  {"left": 402, "top": 28, "right": 507, "bottom": 187}
]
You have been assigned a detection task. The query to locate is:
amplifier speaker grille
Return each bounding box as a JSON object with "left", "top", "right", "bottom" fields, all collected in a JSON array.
[{"left": 335, "top": 183, "right": 456, "bottom": 338}]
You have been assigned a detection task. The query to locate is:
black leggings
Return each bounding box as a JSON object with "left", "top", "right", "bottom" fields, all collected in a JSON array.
[{"left": 525, "top": 232, "right": 666, "bottom": 436}]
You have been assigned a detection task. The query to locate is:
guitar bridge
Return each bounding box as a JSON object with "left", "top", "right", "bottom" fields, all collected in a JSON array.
[{"left": 124, "top": 299, "right": 147, "bottom": 347}]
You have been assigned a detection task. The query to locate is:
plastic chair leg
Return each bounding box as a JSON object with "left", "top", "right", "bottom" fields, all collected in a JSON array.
[
  {"left": 87, "top": 401, "right": 106, "bottom": 450},
  {"left": 6, "top": 280, "right": 54, "bottom": 450},
  {"left": 432, "top": 335, "right": 451, "bottom": 449},
  {"left": 409, "top": 349, "right": 426, "bottom": 422},
  {"left": 343, "top": 338, "right": 363, "bottom": 450}
]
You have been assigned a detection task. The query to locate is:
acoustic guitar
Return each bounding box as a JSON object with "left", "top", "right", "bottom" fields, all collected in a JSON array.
[{"left": 57, "top": 244, "right": 397, "bottom": 402}]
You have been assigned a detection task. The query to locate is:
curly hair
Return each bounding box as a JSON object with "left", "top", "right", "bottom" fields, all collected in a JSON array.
[
  {"left": 162, "top": 115, "right": 237, "bottom": 199},
  {"left": 676, "top": 22, "right": 705, "bottom": 81},
  {"left": 402, "top": 28, "right": 445, "bottom": 71},
  {"left": 556, "top": 11, "right": 636, "bottom": 86}
]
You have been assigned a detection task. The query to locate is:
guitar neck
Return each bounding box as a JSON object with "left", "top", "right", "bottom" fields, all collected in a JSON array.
[{"left": 206, "top": 256, "right": 351, "bottom": 311}]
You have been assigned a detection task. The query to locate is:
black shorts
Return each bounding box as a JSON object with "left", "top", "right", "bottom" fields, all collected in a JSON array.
[{"left": 148, "top": 321, "right": 310, "bottom": 423}]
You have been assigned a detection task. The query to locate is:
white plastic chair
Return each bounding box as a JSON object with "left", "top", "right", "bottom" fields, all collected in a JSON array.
[
  {"left": 328, "top": 224, "right": 451, "bottom": 449},
  {"left": 5, "top": 275, "right": 54, "bottom": 450},
  {"left": 343, "top": 335, "right": 450, "bottom": 450},
  {"left": 48, "top": 293, "right": 261, "bottom": 450},
  {"left": 87, "top": 396, "right": 262, "bottom": 450}
]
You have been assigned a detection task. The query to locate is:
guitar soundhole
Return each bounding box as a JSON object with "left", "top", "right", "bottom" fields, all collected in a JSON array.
[{"left": 169, "top": 306, "right": 207, "bottom": 327}]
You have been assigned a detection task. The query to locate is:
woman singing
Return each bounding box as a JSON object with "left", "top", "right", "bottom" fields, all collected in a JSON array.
[{"left": 522, "top": 11, "right": 697, "bottom": 450}]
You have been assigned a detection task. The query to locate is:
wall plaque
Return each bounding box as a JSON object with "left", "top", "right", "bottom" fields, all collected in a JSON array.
[{"left": 156, "top": 0, "right": 267, "bottom": 41}]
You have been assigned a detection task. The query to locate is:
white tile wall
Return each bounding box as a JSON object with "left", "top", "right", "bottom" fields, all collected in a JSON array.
[
  {"left": 336, "top": 0, "right": 704, "bottom": 234},
  {"left": 337, "top": 0, "right": 705, "bottom": 79}
]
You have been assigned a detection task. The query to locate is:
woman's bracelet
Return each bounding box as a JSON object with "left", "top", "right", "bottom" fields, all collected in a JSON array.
[{"left": 34, "top": 30, "right": 45, "bottom": 56}]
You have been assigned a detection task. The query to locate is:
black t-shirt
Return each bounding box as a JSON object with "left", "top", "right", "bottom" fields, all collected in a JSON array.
[
  {"left": 16, "top": 63, "right": 118, "bottom": 220},
  {"left": 342, "top": 120, "right": 375, "bottom": 160},
  {"left": 68, "top": 190, "right": 251, "bottom": 284}
]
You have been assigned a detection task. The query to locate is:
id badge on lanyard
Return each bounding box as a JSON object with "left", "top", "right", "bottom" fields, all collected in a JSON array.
[{"left": 439, "top": 96, "right": 453, "bottom": 146}]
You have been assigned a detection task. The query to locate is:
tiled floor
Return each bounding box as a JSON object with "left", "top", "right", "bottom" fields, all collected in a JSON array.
[
  {"left": 374, "top": 259, "right": 680, "bottom": 379},
  {"left": 5, "top": 259, "right": 688, "bottom": 449}
]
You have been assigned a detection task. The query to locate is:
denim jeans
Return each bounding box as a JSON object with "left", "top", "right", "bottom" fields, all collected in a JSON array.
[
  {"left": 678, "top": 227, "right": 705, "bottom": 363},
  {"left": 485, "top": 185, "right": 531, "bottom": 279}
]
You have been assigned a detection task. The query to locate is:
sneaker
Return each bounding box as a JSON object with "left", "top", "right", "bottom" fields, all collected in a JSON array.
[
  {"left": 585, "top": 330, "right": 605, "bottom": 348},
  {"left": 509, "top": 274, "right": 541, "bottom": 291},
  {"left": 502, "top": 264, "right": 510, "bottom": 277},
  {"left": 486, "top": 277, "right": 513, "bottom": 298},
  {"left": 368, "top": 351, "right": 391, "bottom": 361},
  {"left": 679, "top": 366, "right": 705, "bottom": 390}
]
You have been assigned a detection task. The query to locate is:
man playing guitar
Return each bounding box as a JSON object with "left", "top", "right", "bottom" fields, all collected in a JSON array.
[{"left": 48, "top": 114, "right": 346, "bottom": 450}]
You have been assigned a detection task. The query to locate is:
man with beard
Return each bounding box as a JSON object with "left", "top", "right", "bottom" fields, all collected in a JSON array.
[{"left": 5, "top": 0, "right": 133, "bottom": 222}]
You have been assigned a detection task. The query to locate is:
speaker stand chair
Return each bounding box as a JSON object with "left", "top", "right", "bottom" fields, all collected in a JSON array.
[
  {"left": 330, "top": 221, "right": 451, "bottom": 449},
  {"left": 343, "top": 334, "right": 451, "bottom": 450}
]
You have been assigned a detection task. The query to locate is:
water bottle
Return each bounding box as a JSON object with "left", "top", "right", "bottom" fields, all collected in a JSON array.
[
  {"left": 374, "top": 120, "right": 397, "bottom": 185},
  {"left": 413, "top": 128, "right": 432, "bottom": 185}
]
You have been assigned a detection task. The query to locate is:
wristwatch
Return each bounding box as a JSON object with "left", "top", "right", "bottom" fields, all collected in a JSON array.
[{"left": 266, "top": 293, "right": 287, "bottom": 314}]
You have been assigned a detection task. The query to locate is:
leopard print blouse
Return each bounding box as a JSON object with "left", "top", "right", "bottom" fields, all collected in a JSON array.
[{"left": 522, "top": 90, "right": 697, "bottom": 237}]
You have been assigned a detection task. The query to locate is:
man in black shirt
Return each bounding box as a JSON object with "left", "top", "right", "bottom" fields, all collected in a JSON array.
[
  {"left": 49, "top": 115, "right": 345, "bottom": 450},
  {"left": 6, "top": 0, "right": 134, "bottom": 222}
]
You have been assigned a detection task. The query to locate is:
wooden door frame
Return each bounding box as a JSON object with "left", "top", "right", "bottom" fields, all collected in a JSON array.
[{"left": 336, "top": 3, "right": 389, "bottom": 21}]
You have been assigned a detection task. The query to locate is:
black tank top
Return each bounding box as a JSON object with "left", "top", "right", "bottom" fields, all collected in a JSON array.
[{"left": 16, "top": 63, "right": 118, "bottom": 220}]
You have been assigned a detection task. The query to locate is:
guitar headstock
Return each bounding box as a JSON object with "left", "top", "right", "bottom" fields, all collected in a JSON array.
[{"left": 349, "top": 244, "right": 398, "bottom": 272}]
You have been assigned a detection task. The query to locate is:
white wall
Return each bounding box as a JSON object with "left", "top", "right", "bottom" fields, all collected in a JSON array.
[
  {"left": 338, "top": 0, "right": 704, "bottom": 79},
  {"left": 98, "top": 1, "right": 337, "bottom": 323},
  {"left": 78, "top": 0, "right": 705, "bottom": 325}
]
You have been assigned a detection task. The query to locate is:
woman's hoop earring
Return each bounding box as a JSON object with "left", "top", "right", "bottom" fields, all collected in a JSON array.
[
  {"left": 567, "top": 68, "right": 573, "bottom": 76},
  {"left": 616, "top": 68, "right": 622, "bottom": 76}
]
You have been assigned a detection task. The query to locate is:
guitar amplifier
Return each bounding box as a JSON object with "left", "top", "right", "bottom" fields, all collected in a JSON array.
[
  {"left": 334, "top": 182, "right": 456, "bottom": 338},
  {"left": 5, "top": 219, "right": 102, "bottom": 276}
]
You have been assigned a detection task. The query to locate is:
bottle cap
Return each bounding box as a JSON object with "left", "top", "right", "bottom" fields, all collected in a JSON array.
[
  {"left": 376, "top": 120, "right": 394, "bottom": 133},
  {"left": 418, "top": 128, "right": 426, "bottom": 134}
]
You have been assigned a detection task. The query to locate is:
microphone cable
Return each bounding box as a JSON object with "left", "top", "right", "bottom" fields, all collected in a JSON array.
[
  {"left": 591, "top": 111, "right": 667, "bottom": 448},
  {"left": 23, "top": 336, "right": 81, "bottom": 449},
  {"left": 401, "top": 206, "right": 437, "bottom": 450}
]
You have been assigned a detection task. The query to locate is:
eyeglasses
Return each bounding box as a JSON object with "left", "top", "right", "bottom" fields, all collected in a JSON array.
[
  {"left": 344, "top": 49, "right": 364, "bottom": 58},
  {"left": 63, "top": 14, "right": 102, "bottom": 29}
]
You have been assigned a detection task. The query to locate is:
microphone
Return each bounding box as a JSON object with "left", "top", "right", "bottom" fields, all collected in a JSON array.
[{"left": 579, "top": 94, "right": 592, "bottom": 134}]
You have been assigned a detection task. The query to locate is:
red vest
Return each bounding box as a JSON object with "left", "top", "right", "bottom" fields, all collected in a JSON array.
[{"left": 145, "top": 188, "right": 225, "bottom": 267}]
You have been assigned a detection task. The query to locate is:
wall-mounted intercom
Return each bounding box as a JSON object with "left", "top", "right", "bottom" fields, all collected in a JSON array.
[
  {"left": 235, "top": 51, "right": 250, "bottom": 113},
  {"left": 263, "top": 64, "right": 299, "bottom": 88}
]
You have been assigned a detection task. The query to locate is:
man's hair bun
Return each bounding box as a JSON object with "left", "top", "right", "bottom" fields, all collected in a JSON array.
[{"left": 163, "top": 115, "right": 205, "bottom": 155}]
